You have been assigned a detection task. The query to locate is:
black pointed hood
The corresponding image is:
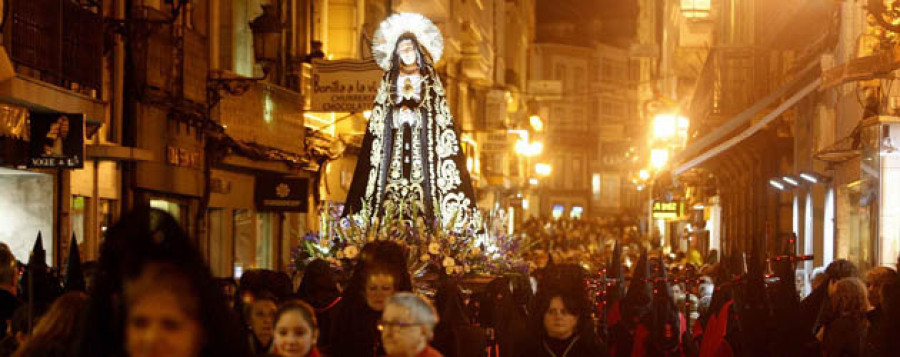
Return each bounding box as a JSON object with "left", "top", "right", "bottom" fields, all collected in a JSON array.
[
  {"left": 28, "top": 231, "right": 46, "bottom": 268},
  {"left": 608, "top": 241, "right": 626, "bottom": 301},
  {"left": 623, "top": 248, "right": 651, "bottom": 324},
  {"left": 65, "top": 233, "right": 86, "bottom": 292},
  {"left": 741, "top": 240, "right": 769, "bottom": 356},
  {"left": 651, "top": 255, "right": 680, "bottom": 351},
  {"left": 603, "top": 241, "right": 626, "bottom": 332},
  {"left": 21, "top": 231, "right": 61, "bottom": 318}
]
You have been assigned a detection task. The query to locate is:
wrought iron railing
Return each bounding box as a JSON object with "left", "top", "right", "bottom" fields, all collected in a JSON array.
[
  {"left": 687, "top": 47, "right": 766, "bottom": 136},
  {"left": 6, "top": 0, "right": 103, "bottom": 95}
]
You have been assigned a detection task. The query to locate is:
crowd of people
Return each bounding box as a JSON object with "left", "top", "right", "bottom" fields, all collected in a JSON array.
[{"left": 0, "top": 207, "right": 898, "bottom": 357}]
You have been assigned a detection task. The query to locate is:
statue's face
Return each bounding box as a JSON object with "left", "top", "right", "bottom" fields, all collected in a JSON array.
[{"left": 396, "top": 39, "right": 418, "bottom": 66}]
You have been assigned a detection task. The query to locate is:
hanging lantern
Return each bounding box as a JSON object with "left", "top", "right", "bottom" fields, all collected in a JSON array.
[{"left": 249, "top": 4, "right": 283, "bottom": 66}]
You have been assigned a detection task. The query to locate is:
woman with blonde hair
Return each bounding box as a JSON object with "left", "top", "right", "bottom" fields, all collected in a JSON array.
[
  {"left": 821, "top": 277, "right": 870, "bottom": 357},
  {"left": 13, "top": 291, "right": 88, "bottom": 357}
]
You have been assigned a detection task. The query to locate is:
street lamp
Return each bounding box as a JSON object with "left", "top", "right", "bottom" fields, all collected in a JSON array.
[
  {"left": 653, "top": 114, "right": 689, "bottom": 142},
  {"left": 650, "top": 149, "right": 669, "bottom": 169},
  {"left": 535, "top": 163, "right": 552, "bottom": 176},
  {"left": 653, "top": 114, "right": 678, "bottom": 139},
  {"left": 639, "top": 169, "right": 650, "bottom": 180},
  {"left": 250, "top": 4, "right": 283, "bottom": 71}
]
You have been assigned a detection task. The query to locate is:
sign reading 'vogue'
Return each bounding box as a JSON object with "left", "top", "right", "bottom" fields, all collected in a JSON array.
[
  {"left": 310, "top": 59, "right": 382, "bottom": 112},
  {"left": 28, "top": 113, "right": 85, "bottom": 169}
]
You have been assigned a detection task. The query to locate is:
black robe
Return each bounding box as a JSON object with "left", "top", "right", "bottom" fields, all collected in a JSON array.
[{"left": 329, "top": 298, "right": 384, "bottom": 357}]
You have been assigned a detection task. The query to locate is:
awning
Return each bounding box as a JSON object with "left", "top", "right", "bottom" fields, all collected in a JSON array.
[{"left": 673, "top": 62, "right": 821, "bottom": 176}]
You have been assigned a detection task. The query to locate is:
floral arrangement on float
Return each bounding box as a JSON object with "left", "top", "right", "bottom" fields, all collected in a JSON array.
[{"left": 289, "top": 201, "right": 532, "bottom": 279}]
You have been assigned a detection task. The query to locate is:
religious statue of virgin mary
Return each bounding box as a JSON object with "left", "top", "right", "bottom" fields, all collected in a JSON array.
[{"left": 342, "top": 13, "right": 481, "bottom": 232}]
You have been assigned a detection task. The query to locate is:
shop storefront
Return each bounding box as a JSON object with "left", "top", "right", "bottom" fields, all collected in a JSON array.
[
  {"left": 834, "top": 117, "right": 900, "bottom": 270},
  {"left": 207, "top": 168, "right": 312, "bottom": 277}
]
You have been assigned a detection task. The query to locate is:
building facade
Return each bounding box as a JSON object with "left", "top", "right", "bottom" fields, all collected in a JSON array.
[{"left": 647, "top": 0, "right": 899, "bottom": 277}]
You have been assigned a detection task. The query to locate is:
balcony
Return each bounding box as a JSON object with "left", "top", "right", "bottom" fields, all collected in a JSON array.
[
  {"left": 215, "top": 77, "right": 305, "bottom": 156},
  {"left": 6, "top": 0, "right": 102, "bottom": 96},
  {"left": 686, "top": 47, "right": 767, "bottom": 137},
  {"left": 393, "top": 0, "right": 450, "bottom": 21},
  {"left": 757, "top": 0, "right": 834, "bottom": 49}
]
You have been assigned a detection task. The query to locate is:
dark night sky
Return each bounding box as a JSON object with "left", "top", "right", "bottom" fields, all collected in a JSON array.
[{"left": 536, "top": 0, "right": 639, "bottom": 46}]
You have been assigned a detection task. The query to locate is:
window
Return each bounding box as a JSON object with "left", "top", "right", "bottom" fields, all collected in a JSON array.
[
  {"left": 70, "top": 196, "right": 87, "bottom": 245},
  {"left": 233, "top": 209, "right": 255, "bottom": 274},
  {"left": 233, "top": 210, "right": 276, "bottom": 272},
  {"left": 602, "top": 62, "right": 613, "bottom": 80},
  {"left": 256, "top": 212, "right": 275, "bottom": 270},
  {"left": 552, "top": 205, "right": 565, "bottom": 220},
  {"left": 573, "top": 67, "right": 584, "bottom": 93},
  {"left": 681, "top": 0, "right": 711, "bottom": 19},
  {"left": 570, "top": 206, "right": 584, "bottom": 219},
  {"left": 572, "top": 108, "right": 585, "bottom": 130},
  {"left": 219, "top": 0, "right": 264, "bottom": 76},
  {"left": 208, "top": 209, "right": 229, "bottom": 277},
  {"left": 555, "top": 64, "right": 568, "bottom": 90},
  {"left": 98, "top": 199, "right": 117, "bottom": 244}
]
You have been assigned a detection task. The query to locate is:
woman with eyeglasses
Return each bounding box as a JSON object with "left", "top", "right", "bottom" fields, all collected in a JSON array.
[{"left": 379, "top": 293, "right": 443, "bottom": 357}]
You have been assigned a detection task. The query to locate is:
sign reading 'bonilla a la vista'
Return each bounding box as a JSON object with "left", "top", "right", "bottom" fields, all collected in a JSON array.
[{"left": 310, "top": 59, "right": 383, "bottom": 113}]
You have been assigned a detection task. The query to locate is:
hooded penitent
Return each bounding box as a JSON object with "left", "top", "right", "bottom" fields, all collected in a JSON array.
[
  {"left": 698, "top": 254, "right": 740, "bottom": 357},
  {"left": 624, "top": 249, "right": 652, "bottom": 325},
  {"left": 64, "top": 233, "right": 85, "bottom": 292},
  {"left": 21, "top": 231, "right": 62, "bottom": 325},
  {"left": 649, "top": 256, "right": 681, "bottom": 355},
  {"left": 605, "top": 241, "right": 626, "bottom": 328},
  {"left": 739, "top": 242, "right": 767, "bottom": 357},
  {"left": 610, "top": 249, "right": 651, "bottom": 357},
  {"left": 432, "top": 278, "right": 486, "bottom": 357}
]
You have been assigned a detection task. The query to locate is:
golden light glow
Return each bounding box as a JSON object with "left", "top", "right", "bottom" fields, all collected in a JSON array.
[
  {"left": 650, "top": 149, "right": 669, "bottom": 169},
  {"left": 535, "top": 163, "right": 552, "bottom": 176},
  {"left": 639, "top": 169, "right": 650, "bottom": 180},
  {"left": 529, "top": 115, "right": 544, "bottom": 132},
  {"left": 653, "top": 114, "right": 678, "bottom": 139},
  {"left": 681, "top": 0, "right": 711, "bottom": 19},
  {"left": 515, "top": 140, "right": 529, "bottom": 155},
  {"left": 524, "top": 141, "right": 543, "bottom": 156}
]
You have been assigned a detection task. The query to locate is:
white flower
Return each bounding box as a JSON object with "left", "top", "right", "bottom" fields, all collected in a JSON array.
[
  {"left": 343, "top": 245, "right": 359, "bottom": 260},
  {"left": 442, "top": 257, "right": 456, "bottom": 268},
  {"left": 420, "top": 253, "right": 431, "bottom": 262},
  {"left": 428, "top": 242, "right": 441, "bottom": 255}
]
